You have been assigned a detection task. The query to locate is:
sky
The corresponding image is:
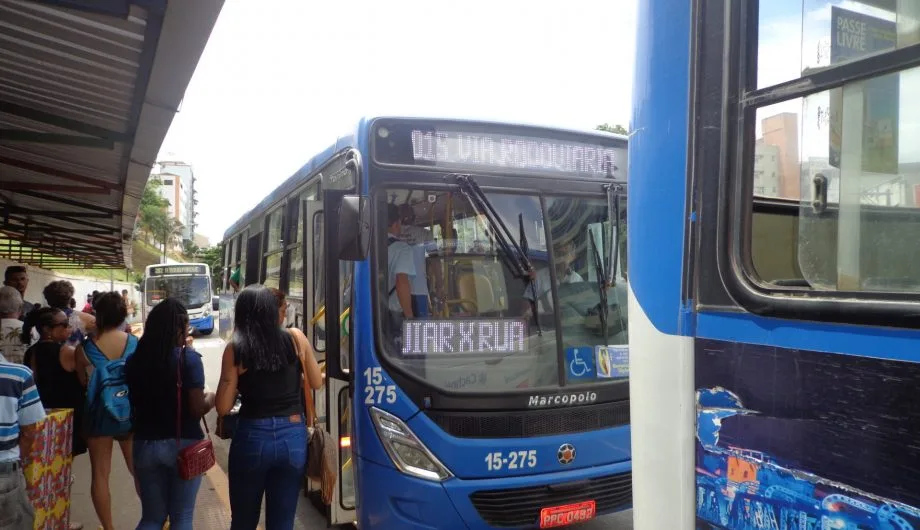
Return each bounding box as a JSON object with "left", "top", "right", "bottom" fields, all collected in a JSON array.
[
  {"left": 756, "top": 0, "right": 920, "bottom": 167},
  {"left": 158, "top": 0, "right": 638, "bottom": 243}
]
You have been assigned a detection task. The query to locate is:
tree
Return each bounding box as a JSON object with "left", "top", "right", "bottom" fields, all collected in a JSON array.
[
  {"left": 596, "top": 123, "right": 628, "bottom": 135},
  {"left": 138, "top": 178, "right": 170, "bottom": 245},
  {"left": 182, "top": 240, "right": 200, "bottom": 260},
  {"left": 199, "top": 242, "right": 225, "bottom": 288},
  {"left": 149, "top": 215, "right": 183, "bottom": 261}
]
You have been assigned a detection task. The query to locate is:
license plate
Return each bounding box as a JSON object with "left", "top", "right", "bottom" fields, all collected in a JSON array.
[{"left": 539, "top": 500, "right": 596, "bottom": 528}]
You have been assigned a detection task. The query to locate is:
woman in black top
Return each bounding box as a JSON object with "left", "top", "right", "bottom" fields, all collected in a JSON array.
[
  {"left": 217, "top": 286, "right": 323, "bottom": 530},
  {"left": 22, "top": 306, "right": 87, "bottom": 457},
  {"left": 126, "top": 298, "right": 215, "bottom": 530},
  {"left": 22, "top": 306, "right": 87, "bottom": 530}
]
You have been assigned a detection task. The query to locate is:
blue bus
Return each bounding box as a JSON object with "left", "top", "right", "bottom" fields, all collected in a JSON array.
[
  {"left": 221, "top": 116, "right": 631, "bottom": 528},
  {"left": 630, "top": 1, "right": 920, "bottom": 529},
  {"left": 143, "top": 263, "right": 215, "bottom": 335}
]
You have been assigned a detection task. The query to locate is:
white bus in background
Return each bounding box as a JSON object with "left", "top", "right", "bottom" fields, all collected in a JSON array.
[{"left": 142, "top": 263, "right": 215, "bottom": 335}]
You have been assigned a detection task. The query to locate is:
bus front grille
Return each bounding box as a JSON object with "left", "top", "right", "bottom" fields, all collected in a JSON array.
[
  {"left": 425, "top": 400, "right": 629, "bottom": 438},
  {"left": 469, "top": 472, "right": 632, "bottom": 528}
]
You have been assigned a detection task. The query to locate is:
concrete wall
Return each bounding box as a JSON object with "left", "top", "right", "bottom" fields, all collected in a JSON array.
[{"left": 1, "top": 259, "right": 140, "bottom": 311}]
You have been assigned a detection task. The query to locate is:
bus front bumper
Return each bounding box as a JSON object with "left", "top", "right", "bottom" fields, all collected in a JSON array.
[
  {"left": 357, "top": 456, "right": 632, "bottom": 529},
  {"left": 189, "top": 315, "right": 214, "bottom": 334}
]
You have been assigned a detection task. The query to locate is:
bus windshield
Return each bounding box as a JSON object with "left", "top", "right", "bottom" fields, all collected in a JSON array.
[
  {"left": 145, "top": 276, "right": 211, "bottom": 308},
  {"left": 376, "top": 187, "right": 628, "bottom": 394}
]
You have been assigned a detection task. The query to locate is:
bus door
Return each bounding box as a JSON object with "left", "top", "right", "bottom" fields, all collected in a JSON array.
[
  {"left": 244, "top": 234, "right": 261, "bottom": 287},
  {"left": 304, "top": 196, "right": 357, "bottom": 525}
]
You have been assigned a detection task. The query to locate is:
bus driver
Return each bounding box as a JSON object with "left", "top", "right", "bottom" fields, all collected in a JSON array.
[
  {"left": 522, "top": 238, "right": 584, "bottom": 321},
  {"left": 386, "top": 204, "right": 415, "bottom": 344}
]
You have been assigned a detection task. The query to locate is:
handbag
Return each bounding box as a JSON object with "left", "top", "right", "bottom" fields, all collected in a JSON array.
[
  {"left": 295, "top": 331, "right": 337, "bottom": 505},
  {"left": 215, "top": 395, "right": 241, "bottom": 440},
  {"left": 175, "top": 346, "right": 216, "bottom": 480}
]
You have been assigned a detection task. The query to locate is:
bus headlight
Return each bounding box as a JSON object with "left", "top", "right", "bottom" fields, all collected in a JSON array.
[{"left": 369, "top": 407, "right": 452, "bottom": 482}]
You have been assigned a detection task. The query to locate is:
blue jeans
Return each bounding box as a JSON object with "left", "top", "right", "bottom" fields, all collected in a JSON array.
[
  {"left": 133, "top": 439, "right": 204, "bottom": 530},
  {"left": 229, "top": 416, "right": 307, "bottom": 530}
]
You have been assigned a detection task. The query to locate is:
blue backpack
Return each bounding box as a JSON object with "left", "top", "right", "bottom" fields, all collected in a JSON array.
[{"left": 84, "top": 335, "right": 138, "bottom": 437}]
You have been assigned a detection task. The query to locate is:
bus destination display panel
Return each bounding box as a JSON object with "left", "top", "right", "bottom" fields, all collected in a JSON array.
[
  {"left": 149, "top": 264, "right": 207, "bottom": 276},
  {"left": 401, "top": 319, "right": 528, "bottom": 356},
  {"left": 374, "top": 120, "right": 626, "bottom": 180}
]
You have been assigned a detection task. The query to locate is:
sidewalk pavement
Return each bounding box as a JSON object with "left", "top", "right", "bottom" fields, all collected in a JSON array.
[{"left": 69, "top": 445, "right": 235, "bottom": 529}]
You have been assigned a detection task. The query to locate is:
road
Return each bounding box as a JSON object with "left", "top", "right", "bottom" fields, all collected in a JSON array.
[{"left": 192, "top": 323, "right": 633, "bottom": 529}]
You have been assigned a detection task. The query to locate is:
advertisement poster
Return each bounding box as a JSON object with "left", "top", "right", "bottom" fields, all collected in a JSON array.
[
  {"left": 595, "top": 345, "right": 628, "bottom": 379},
  {"left": 694, "top": 338, "right": 920, "bottom": 529},
  {"left": 828, "top": 6, "right": 899, "bottom": 174}
]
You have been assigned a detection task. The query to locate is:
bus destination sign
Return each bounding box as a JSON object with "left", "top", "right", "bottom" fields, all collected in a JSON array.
[
  {"left": 401, "top": 319, "right": 527, "bottom": 356},
  {"left": 149, "top": 264, "right": 207, "bottom": 277},
  {"left": 409, "top": 129, "right": 624, "bottom": 179}
]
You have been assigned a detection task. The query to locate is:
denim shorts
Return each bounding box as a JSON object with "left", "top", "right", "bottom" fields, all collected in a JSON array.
[{"left": 0, "top": 467, "right": 33, "bottom": 530}]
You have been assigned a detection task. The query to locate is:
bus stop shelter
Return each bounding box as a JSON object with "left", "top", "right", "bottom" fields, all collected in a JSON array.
[{"left": 0, "top": 0, "right": 224, "bottom": 269}]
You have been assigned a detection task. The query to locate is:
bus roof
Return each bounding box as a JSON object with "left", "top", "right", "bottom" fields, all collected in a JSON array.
[{"left": 222, "top": 115, "right": 627, "bottom": 241}]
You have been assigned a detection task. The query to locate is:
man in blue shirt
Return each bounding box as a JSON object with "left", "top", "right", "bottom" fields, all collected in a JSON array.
[
  {"left": 386, "top": 203, "right": 416, "bottom": 320},
  {"left": 0, "top": 360, "right": 45, "bottom": 528},
  {"left": 3, "top": 266, "right": 33, "bottom": 320}
]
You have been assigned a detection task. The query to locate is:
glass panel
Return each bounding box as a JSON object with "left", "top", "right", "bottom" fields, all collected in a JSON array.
[
  {"left": 312, "top": 212, "right": 326, "bottom": 352},
  {"left": 757, "top": 0, "right": 919, "bottom": 89},
  {"left": 263, "top": 253, "right": 282, "bottom": 289},
  {"left": 376, "top": 188, "right": 559, "bottom": 393},
  {"left": 338, "top": 387, "right": 355, "bottom": 510},
  {"left": 239, "top": 232, "right": 247, "bottom": 286},
  {"left": 298, "top": 187, "right": 317, "bottom": 247},
  {"left": 223, "top": 242, "right": 232, "bottom": 290},
  {"left": 545, "top": 197, "right": 629, "bottom": 385},
  {"left": 267, "top": 209, "right": 284, "bottom": 252},
  {"left": 287, "top": 246, "right": 304, "bottom": 298},
  {"left": 750, "top": 64, "right": 920, "bottom": 292},
  {"left": 145, "top": 276, "right": 211, "bottom": 308},
  {"left": 287, "top": 199, "right": 300, "bottom": 244},
  {"left": 340, "top": 261, "right": 353, "bottom": 372}
]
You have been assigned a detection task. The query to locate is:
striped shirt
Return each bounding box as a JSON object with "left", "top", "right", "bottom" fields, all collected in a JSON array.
[{"left": 0, "top": 361, "right": 46, "bottom": 462}]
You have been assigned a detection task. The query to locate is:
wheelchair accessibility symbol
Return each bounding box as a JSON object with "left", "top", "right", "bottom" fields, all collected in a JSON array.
[{"left": 565, "top": 347, "right": 596, "bottom": 381}]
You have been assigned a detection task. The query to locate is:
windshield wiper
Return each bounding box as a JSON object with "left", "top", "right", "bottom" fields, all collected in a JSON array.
[
  {"left": 456, "top": 175, "right": 541, "bottom": 334},
  {"left": 456, "top": 175, "right": 534, "bottom": 279},
  {"left": 589, "top": 233, "right": 610, "bottom": 344},
  {"left": 518, "top": 213, "right": 541, "bottom": 335},
  {"left": 606, "top": 183, "right": 624, "bottom": 287}
]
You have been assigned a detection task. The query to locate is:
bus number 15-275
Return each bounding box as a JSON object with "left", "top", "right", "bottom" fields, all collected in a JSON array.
[
  {"left": 485, "top": 450, "right": 537, "bottom": 471},
  {"left": 363, "top": 367, "right": 397, "bottom": 405}
]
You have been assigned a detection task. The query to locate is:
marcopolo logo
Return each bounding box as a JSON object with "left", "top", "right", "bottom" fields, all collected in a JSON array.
[{"left": 527, "top": 391, "right": 597, "bottom": 408}]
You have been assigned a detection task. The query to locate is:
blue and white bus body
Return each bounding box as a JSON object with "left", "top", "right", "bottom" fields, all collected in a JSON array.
[
  {"left": 631, "top": 1, "right": 920, "bottom": 529},
  {"left": 221, "top": 115, "right": 632, "bottom": 529},
  {"left": 142, "top": 263, "right": 215, "bottom": 335}
]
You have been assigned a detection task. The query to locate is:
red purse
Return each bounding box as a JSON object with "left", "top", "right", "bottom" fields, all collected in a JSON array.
[{"left": 175, "top": 346, "right": 215, "bottom": 480}]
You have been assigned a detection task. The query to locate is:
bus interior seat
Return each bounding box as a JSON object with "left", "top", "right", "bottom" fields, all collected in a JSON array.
[{"left": 456, "top": 271, "right": 498, "bottom": 314}]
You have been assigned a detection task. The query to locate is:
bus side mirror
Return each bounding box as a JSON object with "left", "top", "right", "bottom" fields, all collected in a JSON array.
[{"left": 338, "top": 195, "right": 369, "bottom": 261}]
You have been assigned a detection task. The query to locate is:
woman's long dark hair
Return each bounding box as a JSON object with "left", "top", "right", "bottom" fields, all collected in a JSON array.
[
  {"left": 128, "top": 298, "right": 188, "bottom": 399},
  {"left": 233, "top": 285, "right": 294, "bottom": 371},
  {"left": 93, "top": 291, "right": 127, "bottom": 331},
  {"left": 21, "top": 306, "right": 61, "bottom": 344}
]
